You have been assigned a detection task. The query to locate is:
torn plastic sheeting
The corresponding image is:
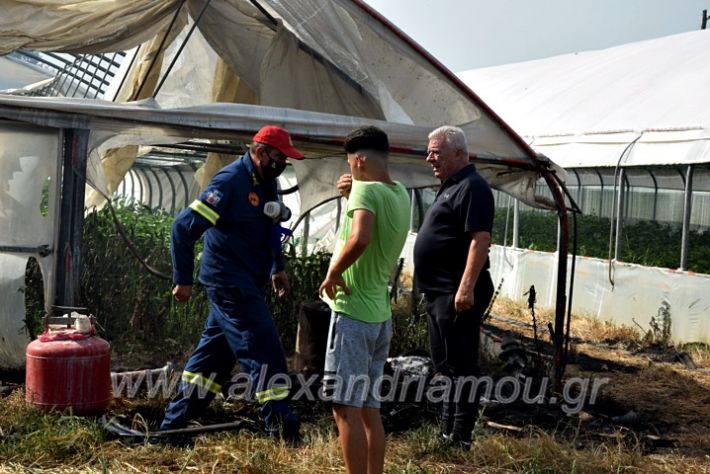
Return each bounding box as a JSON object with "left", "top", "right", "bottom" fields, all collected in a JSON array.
[
  {"left": 0, "top": 96, "right": 553, "bottom": 219},
  {"left": 0, "top": 253, "right": 55, "bottom": 369},
  {"left": 0, "top": 0, "right": 183, "bottom": 55},
  {"left": 0, "top": 1, "right": 514, "bottom": 156},
  {"left": 0, "top": 123, "right": 59, "bottom": 369},
  {"left": 2, "top": 1, "right": 542, "bottom": 195},
  {"left": 0, "top": 254, "right": 32, "bottom": 369}
]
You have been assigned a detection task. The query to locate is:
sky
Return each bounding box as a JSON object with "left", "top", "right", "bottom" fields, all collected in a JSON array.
[{"left": 364, "top": 0, "right": 709, "bottom": 72}]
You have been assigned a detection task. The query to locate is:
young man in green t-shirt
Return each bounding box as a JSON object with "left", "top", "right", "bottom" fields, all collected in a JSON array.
[{"left": 319, "top": 126, "right": 410, "bottom": 474}]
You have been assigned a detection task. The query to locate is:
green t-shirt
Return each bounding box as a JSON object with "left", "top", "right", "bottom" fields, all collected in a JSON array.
[{"left": 326, "top": 179, "right": 410, "bottom": 323}]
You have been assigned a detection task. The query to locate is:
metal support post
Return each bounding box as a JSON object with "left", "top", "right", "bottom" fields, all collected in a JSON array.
[
  {"left": 541, "top": 172, "right": 569, "bottom": 394},
  {"left": 680, "top": 165, "right": 694, "bottom": 271},
  {"left": 512, "top": 199, "right": 520, "bottom": 248},
  {"left": 53, "top": 129, "right": 89, "bottom": 312},
  {"left": 300, "top": 211, "right": 310, "bottom": 257},
  {"left": 614, "top": 169, "right": 626, "bottom": 261}
]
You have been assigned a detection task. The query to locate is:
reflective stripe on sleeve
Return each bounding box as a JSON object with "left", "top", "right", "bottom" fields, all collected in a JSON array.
[{"left": 189, "top": 200, "right": 219, "bottom": 225}]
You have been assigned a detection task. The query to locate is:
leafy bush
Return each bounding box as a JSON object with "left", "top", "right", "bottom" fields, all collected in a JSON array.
[
  {"left": 80, "top": 200, "right": 203, "bottom": 350},
  {"left": 79, "top": 200, "right": 331, "bottom": 358},
  {"left": 389, "top": 296, "right": 429, "bottom": 357},
  {"left": 23, "top": 257, "right": 45, "bottom": 339},
  {"left": 26, "top": 201, "right": 428, "bottom": 362},
  {"left": 267, "top": 244, "right": 332, "bottom": 353},
  {"left": 492, "top": 209, "right": 710, "bottom": 274}
]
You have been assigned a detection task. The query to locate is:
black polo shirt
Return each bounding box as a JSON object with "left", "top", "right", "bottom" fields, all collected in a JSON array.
[{"left": 413, "top": 164, "right": 494, "bottom": 295}]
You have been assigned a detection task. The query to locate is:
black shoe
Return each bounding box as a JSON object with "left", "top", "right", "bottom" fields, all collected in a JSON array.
[
  {"left": 281, "top": 419, "right": 303, "bottom": 446},
  {"left": 265, "top": 419, "right": 302, "bottom": 446},
  {"left": 437, "top": 431, "right": 450, "bottom": 447},
  {"left": 439, "top": 432, "right": 471, "bottom": 451}
]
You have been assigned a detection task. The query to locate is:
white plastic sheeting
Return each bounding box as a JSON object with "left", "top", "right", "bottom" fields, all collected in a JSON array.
[
  {"left": 0, "top": 95, "right": 549, "bottom": 211},
  {"left": 127, "top": 0, "right": 540, "bottom": 202},
  {"left": 396, "top": 236, "right": 710, "bottom": 344},
  {"left": 487, "top": 246, "right": 710, "bottom": 344},
  {"left": 150, "top": 20, "right": 218, "bottom": 110},
  {"left": 0, "top": 254, "right": 34, "bottom": 368},
  {"left": 0, "top": 94, "right": 554, "bottom": 369},
  {"left": 458, "top": 30, "right": 710, "bottom": 169},
  {"left": 0, "top": 0, "right": 562, "bottom": 369},
  {"left": 0, "top": 124, "right": 59, "bottom": 369},
  {"left": 0, "top": 56, "right": 52, "bottom": 92},
  {"left": 0, "top": 0, "right": 183, "bottom": 54},
  {"left": 1, "top": 0, "right": 540, "bottom": 199}
]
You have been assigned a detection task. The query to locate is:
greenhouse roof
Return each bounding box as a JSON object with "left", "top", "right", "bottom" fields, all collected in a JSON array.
[
  {"left": 0, "top": 0, "right": 574, "bottom": 212},
  {"left": 459, "top": 30, "right": 710, "bottom": 169}
]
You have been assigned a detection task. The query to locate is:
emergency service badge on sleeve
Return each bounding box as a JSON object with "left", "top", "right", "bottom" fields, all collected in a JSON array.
[
  {"left": 248, "top": 192, "right": 260, "bottom": 207},
  {"left": 205, "top": 189, "right": 223, "bottom": 206}
]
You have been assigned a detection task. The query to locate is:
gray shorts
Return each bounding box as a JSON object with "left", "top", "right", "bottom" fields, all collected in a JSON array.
[{"left": 321, "top": 312, "right": 393, "bottom": 408}]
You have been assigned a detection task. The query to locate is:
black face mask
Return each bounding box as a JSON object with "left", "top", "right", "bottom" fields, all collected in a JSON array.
[{"left": 263, "top": 158, "right": 287, "bottom": 181}]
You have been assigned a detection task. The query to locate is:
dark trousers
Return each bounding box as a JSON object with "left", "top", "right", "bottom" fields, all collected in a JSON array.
[
  {"left": 426, "top": 271, "right": 493, "bottom": 440},
  {"left": 161, "top": 285, "right": 296, "bottom": 431}
]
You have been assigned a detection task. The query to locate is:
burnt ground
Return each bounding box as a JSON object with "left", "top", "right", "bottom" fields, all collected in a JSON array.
[
  {"left": 2, "top": 315, "right": 709, "bottom": 464},
  {"left": 478, "top": 315, "right": 710, "bottom": 460}
]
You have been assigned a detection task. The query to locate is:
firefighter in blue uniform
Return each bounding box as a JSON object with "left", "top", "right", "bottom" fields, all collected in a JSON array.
[{"left": 161, "top": 125, "right": 304, "bottom": 440}]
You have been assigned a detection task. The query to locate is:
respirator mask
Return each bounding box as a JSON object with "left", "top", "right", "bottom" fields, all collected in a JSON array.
[
  {"left": 262, "top": 158, "right": 287, "bottom": 181},
  {"left": 264, "top": 201, "right": 292, "bottom": 222}
]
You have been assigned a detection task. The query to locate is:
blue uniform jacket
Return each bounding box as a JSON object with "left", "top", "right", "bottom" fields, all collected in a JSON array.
[{"left": 171, "top": 151, "right": 285, "bottom": 289}]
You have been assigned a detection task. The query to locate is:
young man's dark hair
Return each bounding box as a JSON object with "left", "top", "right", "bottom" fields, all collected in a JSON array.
[{"left": 343, "top": 126, "right": 389, "bottom": 154}]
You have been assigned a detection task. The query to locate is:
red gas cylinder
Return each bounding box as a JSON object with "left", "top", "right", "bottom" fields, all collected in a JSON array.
[{"left": 25, "top": 325, "right": 111, "bottom": 415}]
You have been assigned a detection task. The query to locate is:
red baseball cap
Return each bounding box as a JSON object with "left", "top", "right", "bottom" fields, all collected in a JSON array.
[{"left": 253, "top": 125, "right": 305, "bottom": 159}]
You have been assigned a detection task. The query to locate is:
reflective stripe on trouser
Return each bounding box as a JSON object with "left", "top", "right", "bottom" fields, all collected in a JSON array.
[
  {"left": 255, "top": 386, "right": 289, "bottom": 403},
  {"left": 161, "top": 284, "right": 296, "bottom": 430},
  {"left": 182, "top": 370, "right": 222, "bottom": 394}
]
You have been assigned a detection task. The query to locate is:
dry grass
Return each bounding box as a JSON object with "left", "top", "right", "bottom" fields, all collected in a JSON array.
[
  {"left": 488, "top": 296, "right": 710, "bottom": 471},
  {"left": 3, "top": 384, "right": 709, "bottom": 473},
  {"left": 388, "top": 424, "right": 650, "bottom": 473},
  {"left": 680, "top": 342, "right": 710, "bottom": 368},
  {"left": 3, "top": 297, "right": 710, "bottom": 473},
  {"left": 491, "top": 297, "right": 642, "bottom": 344},
  {"left": 576, "top": 354, "right": 710, "bottom": 427}
]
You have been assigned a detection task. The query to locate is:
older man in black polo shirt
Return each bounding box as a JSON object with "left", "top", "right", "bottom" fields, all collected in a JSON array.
[{"left": 413, "top": 125, "right": 495, "bottom": 449}]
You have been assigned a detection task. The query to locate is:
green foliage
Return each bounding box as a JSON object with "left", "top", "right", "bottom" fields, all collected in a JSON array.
[
  {"left": 22, "top": 257, "right": 44, "bottom": 339},
  {"left": 40, "top": 177, "right": 50, "bottom": 217},
  {"left": 18, "top": 199, "right": 333, "bottom": 359},
  {"left": 492, "top": 209, "right": 710, "bottom": 274},
  {"left": 493, "top": 209, "right": 558, "bottom": 252},
  {"left": 644, "top": 301, "right": 673, "bottom": 347},
  {"left": 22, "top": 199, "right": 710, "bottom": 365},
  {"left": 69, "top": 200, "right": 422, "bottom": 358},
  {"left": 80, "top": 199, "right": 206, "bottom": 353},
  {"left": 0, "top": 392, "right": 104, "bottom": 466},
  {"left": 77, "top": 200, "right": 330, "bottom": 357},
  {"left": 267, "top": 244, "right": 332, "bottom": 353},
  {"left": 389, "top": 296, "right": 429, "bottom": 356},
  {"left": 620, "top": 220, "right": 681, "bottom": 269}
]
